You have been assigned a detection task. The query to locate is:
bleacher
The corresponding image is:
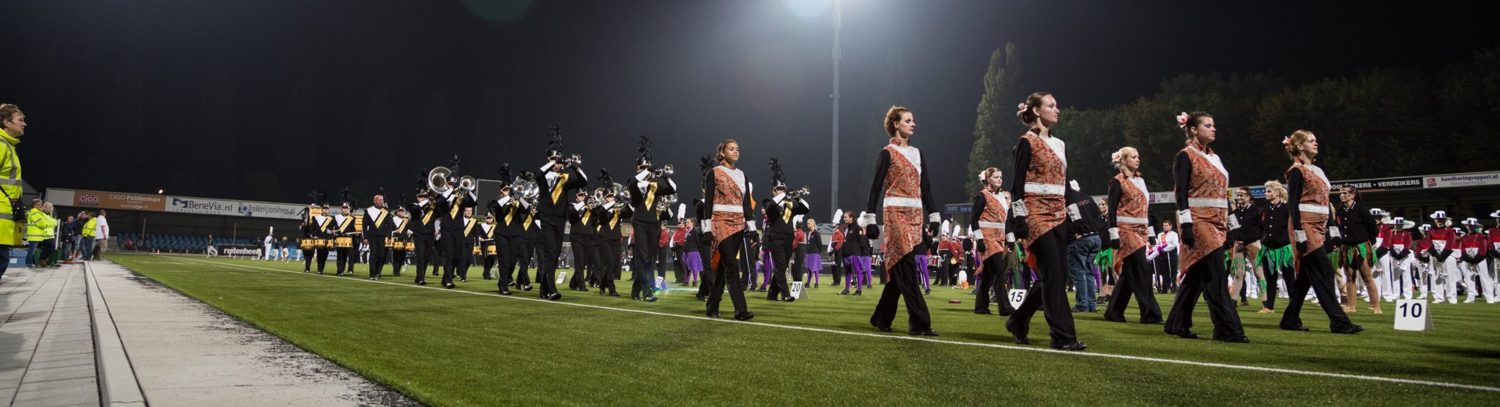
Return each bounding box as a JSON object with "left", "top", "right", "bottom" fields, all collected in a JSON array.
[{"left": 114, "top": 232, "right": 260, "bottom": 253}]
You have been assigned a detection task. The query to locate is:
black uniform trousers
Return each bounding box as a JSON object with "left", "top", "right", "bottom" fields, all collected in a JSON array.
[
  {"left": 598, "top": 237, "right": 621, "bottom": 294},
  {"left": 1104, "top": 248, "right": 1163, "bottom": 323},
  {"left": 367, "top": 239, "right": 387, "bottom": 278},
  {"left": 390, "top": 249, "right": 406, "bottom": 276},
  {"left": 569, "top": 236, "right": 592, "bottom": 290},
  {"left": 516, "top": 237, "right": 535, "bottom": 287},
  {"left": 304, "top": 247, "right": 329, "bottom": 273},
  {"left": 975, "top": 251, "right": 1017, "bottom": 315},
  {"left": 871, "top": 251, "right": 932, "bottom": 331},
  {"left": 672, "top": 246, "right": 686, "bottom": 284},
  {"left": 336, "top": 245, "right": 356, "bottom": 275},
  {"left": 536, "top": 222, "right": 564, "bottom": 297},
  {"left": 1164, "top": 247, "right": 1246, "bottom": 340},
  {"left": 412, "top": 235, "right": 434, "bottom": 284},
  {"left": 496, "top": 235, "right": 521, "bottom": 291},
  {"left": 1280, "top": 246, "right": 1357, "bottom": 331},
  {"left": 439, "top": 231, "right": 465, "bottom": 285},
  {"left": 632, "top": 223, "right": 662, "bottom": 298},
  {"left": 707, "top": 232, "right": 750, "bottom": 315},
  {"left": 765, "top": 232, "right": 793, "bottom": 300},
  {"left": 1006, "top": 228, "right": 1079, "bottom": 346}
]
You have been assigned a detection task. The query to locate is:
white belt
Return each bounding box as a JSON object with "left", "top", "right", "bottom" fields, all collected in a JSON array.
[
  {"left": 712, "top": 204, "right": 743, "bottom": 214},
  {"left": 1187, "top": 198, "right": 1228, "bottom": 209},
  {"left": 978, "top": 221, "right": 1005, "bottom": 229},
  {"left": 1117, "top": 216, "right": 1148, "bottom": 225},
  {"left": 1298, "top": 204, "right": 1330, "bottom": 214},
  {"left": 1024, "top": 183, "right": 1065, "bottom": 196},
  {"left": 883, "top": 196, "right": 922, "bottom": 208}
]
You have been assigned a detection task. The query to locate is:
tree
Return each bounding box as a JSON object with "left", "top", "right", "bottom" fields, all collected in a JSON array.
[{"left": 966, "top": 43, "right": 1022, "bottom": 195}]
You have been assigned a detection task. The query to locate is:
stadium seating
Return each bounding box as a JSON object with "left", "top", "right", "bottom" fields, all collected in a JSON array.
[{"left": 114, "top": 232, "right": 259, "bottom": 253}]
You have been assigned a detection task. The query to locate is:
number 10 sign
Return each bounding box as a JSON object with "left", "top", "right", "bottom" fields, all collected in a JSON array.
[{"left": 1394, "top": 299, "right": 1432, "bottom": 331}]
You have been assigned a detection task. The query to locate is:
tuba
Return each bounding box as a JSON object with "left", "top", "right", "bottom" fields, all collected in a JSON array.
[
  {"left": 458, "top": 175, "right": 477, "bottom": 192},
  {"left": 428, "top": 166, "right": 452, "bottom": 196}
]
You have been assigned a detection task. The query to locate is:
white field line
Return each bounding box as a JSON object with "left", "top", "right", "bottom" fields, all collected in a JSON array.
[{"left": 156, "top": 256, "right": 1499, "bottom": 393}]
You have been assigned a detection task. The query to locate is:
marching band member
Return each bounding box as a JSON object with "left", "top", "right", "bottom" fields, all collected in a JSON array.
[
  {"left": 1278, "top": 130, "right": 1361, "bottom": 334},
  {"left": 1490, "top": 211, "right": 1500, "bottom": 301},
  {"left": 1101, "top": 148, "right": 1163, "bottom": 324},
  {"left": 302, "top": 201, "right": 333, "bottom": 274},
  {"left": 1414, "top": 224, "right": 1435, "bottom": 301},
  {"left": 1377, "top": 218, "right": 1417, "bottom": 301},
  {"left": 1005, "top": 94, "right": 1084, "bottom": 349},
  {"left": 804, "top": 218, "right": 823, "bottom": 289},
  {"left": 568, "top": 191, "right": 597, "bottom": 292},
  {"left": 866, "top": 105, "right": 938, "bottom": 337},
  {"left": 1371, "top": 209, "right": 1394, "bottom": 301},
  {"left": 436, "top": 177, "right": 478, "bottom": 289},
  {"left": 628, "top": 140, "right": 677, "bottom": 303},
  {"left": 971, "top": 167, "right": 1017, "bottom": 316},
  {"left": 408, "top": 191, "right": 439, "bottom": 285},
  {"left": 839, "top": 211, "right": 867, "bottom": 296},
  {"left": 671, "top": 215, "right": 691, "bottom": 286},
  {"left": 1334, "top": 186, "right": 1381, "bottom": 313},
  {"left": 1229, "top": 187, "right": 1264, "bottom": 307},
  {"left": 1258, "top": 181, "right": 1293, "bottom": 313},
  {"left": 535, "top": 138, "right": 589, "bottom": 301},
  {"left": 489, "top": 169, "right": 523, "bottom": 294},
  {"left": 701, "top": 139, "right": 756, "bottom": 321},
  {"left": 1457, "top": 218, "right": 1495, "bottom": 303},
  {"left": 362, "top": 192, "right": 395, "bottom": 280},
  {"left": 1426, "top": 211, "right": 1459, "bottom": 304},
  {"left": 332, "top": 201, "right": 361, "bottom": 277},
  {"left": 458, "top": 207, "right": 480, "bottom": 282},
  {"left": 681, "top": 218, "right": 704, "bottom": 287},
  {"left": 596, "top": 182, "right": 628, "bottom": 297},
  {"left": 479, "top": 213, "right": 499, "bottom": 281},
  {"left": 762, "top": 160, "right": 810, "bottom": 302},
  {"left": 1162, "top": 112, "right": 1248, "bottom": 343},
  {"left": 389, "top": 206, "right": 411, "bottom": 277}
]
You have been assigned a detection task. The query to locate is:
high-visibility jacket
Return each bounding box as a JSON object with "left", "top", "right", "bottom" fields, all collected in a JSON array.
[
  {"left": 0, "top": 129, "right": 22, "bottom": 246},
  {"left": 82, "top": 218, "right": 98, "bottom": 238},
  {"left": 26, "top": 208, "right": 56, "bottom": 242}
]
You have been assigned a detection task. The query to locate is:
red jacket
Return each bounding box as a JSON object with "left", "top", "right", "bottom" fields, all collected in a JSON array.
[
  {"left": 793, "top": 229, "right": 805, "bottom": 246},
  {"left": 1388, "top": 230, "right": 1413, "bottom": 259},
  {"left": 831, "top": 226, "right": 845, "bottom": 251},
  {"left": 671, "top": 227, "right": 689, "bottom": 247},
  {"left": 1428, "top": 227, "right": 1458, "bottom": 260},
  {"left": 1459, "top": 231, "right": 1488, "bottom": 263},
  {"left": 1376, "top": 224, "right": 1394, "bottom": 248},
  {"left": 659, "top": 229, "right": 670, "bottom": 247}
]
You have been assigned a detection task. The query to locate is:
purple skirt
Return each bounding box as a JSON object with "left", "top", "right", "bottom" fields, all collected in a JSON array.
[
  {"left": 683, "top": 251, "right": 704, "bottom": 272},
  {"left": 805, "top": 253, "right": 823, "bottom": 272}
]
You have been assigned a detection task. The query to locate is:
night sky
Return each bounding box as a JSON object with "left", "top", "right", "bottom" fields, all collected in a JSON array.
[{"left": 4, "top": 0, "right": 1495, "bottom": 216}]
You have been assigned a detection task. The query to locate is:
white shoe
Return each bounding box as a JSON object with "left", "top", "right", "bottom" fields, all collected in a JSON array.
[{"left": 1464, "top": 299, "right": 1476, "bottom": 304}]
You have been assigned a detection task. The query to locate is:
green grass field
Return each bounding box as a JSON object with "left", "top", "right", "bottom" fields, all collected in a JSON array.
[{"left": 107, "top": 253, "right": 1498, "bottom": 406}]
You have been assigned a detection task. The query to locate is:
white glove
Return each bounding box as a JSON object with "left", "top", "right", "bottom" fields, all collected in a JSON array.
[
  {"left": 1149, "top": 226, "right": 1157, "bottom": 236},
  {"left": 859, "top": 212, "right": 877, "bottom": 228},
  {"left": 1177, "top": 209, "right": 1193, "bottom": 225},
  {"left": 972, "top": 229, "right": 984, "bottom": 240},
  {"left": 1067, "top": 203, "right": 1082, "bottom": 221},
  {"left": 747, "top": 221, "right": 758, "bottom": 232},
  {"left": 1375, "top": 237, "right": 1384, "bottom": 248},
  {"left": 1329, "top": 226, "right": 1343, "bottom": 239},
  {"left": 1295, "top": 230, "right": 1308, "bottom": 243},
  {"left": 1011, "top": 200, "right": 1028, "bottom": 217},
  {"left": 1108, "top": 227, "right": 1120, "bottom": 240},
  {"left": 928, "top": 213, "right": 941, "bottom": 223},
  {"left": 1005, "top": 233, "right": 1016, "bottom": 243},
  {"left": 1228, "top": 215, "right": 1242, "bottom": 231}
]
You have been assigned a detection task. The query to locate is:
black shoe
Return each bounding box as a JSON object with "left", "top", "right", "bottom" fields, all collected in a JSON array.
[
  {"left": 925, "top": 288, "right": 931, "bottom": 295},
  {"left": 416, "top": 280, "right": 427, "bottom": 286},
  {"left": 870, "top": 316, "right": 892, "bottom": 332},
  {"left": 1138, "top": 319, "right": 1165, "bottom": 325},
  {"left": 1166, "top": 329, "right": 1199, "bottom": 339},
  {"left": 547, "top": 292, "right": 563, "bottom": 301},
  {"left": 1217, "top": 335, "right": 1251, "bottom": 343},
  {"left": 1052, "top": 341, "right": 1087, "bottom": 351},
  {"left": 460, "top": 278, "right": 467, "bottom": 283},
  {"left": 839, "top": 289, "right": 850, "bottom": 295},
  {"left": 696, "top": 294, "right": 707, "bottom": 301},
  {"left": 499, "top": 290, "right": 512, "bottom": 295},
  {"left": 643, "top": 296, "right": 658, "bottom": 302},
  {"left": 1103, "top": 314, "right": 1126, "bottom": 323},
  {"left": 1280, "top": 324, "right": 1311, "bottom": 332},
  {"left": 908, "top": 329, "right": 939, "bottom": 337},
  {"left": 444, "top": 283, "right": 456, "bottom": 289},
  {"left": 522, "top": 285, "right": 533, "bottom": 291},
  {"left": 303, "top": 270, "right": 310, "bottom": 273},
  {"left": 1005, "top": 318, "right": 1029, "bottom": 344},
  {"left": 609, "top": 292, "right": 620, "bottom": 297},
  {"left": 734, "top": 311, "right": 755, "bottom": 321},
  {"left": 974, "top": 309, "right": 992, "bottom": 315},
  {"left": 854, "top": 289, "right": 862, "bottom": 296},
  {"left": 706, "top": 311, "right": 722, "bottom": 318},
  {"left": 394, "top": 273, "right": 401, "bottom": 277},
  {"left": 1332, "top": 324, "right": 1364, "bottom": 334}
]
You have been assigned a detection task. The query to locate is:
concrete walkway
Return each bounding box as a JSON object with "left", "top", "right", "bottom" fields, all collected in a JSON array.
[{"left": 0, "top": 260, "right": 418, "bottom": 407}]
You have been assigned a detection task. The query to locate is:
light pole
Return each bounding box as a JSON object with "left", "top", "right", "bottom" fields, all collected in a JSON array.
[{"left": 830, "top": 0, "right": 842, "bottom": 215}]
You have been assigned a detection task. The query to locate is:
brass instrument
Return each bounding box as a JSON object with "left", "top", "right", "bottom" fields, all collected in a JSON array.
[
  {"left": 651, "top": 163, "right": 674, "bottom": 179},
  {"left": 788, "top": 186, "right": 811, "bottom": 200},
  {"left": 458, "top": 175, "right": 476, "bottom": 192},
  {"left": 557, "top": 153, "right": 583, "bottom": 168},
  {"left": 428, "top": 166, "right": 453, "bottom": 196}
]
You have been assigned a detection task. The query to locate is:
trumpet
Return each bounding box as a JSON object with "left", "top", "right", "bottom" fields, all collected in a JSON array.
[
  {"left": 789, "top": 186, "right": 811, "bottom": 199},
  {"left": 651, "top": 163, "right": 674, "bottom": 179},
  {"left": 557, "top": 153, "right": 583, "bottom": 168}
]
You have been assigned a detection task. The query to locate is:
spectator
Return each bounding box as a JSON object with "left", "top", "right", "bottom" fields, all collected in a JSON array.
[
  {"left": 79, "top": 211, "right": 97, "bottom": 261},
  {"left": 24, "top": 199, "right": 43, "bottom": 267},
  {"left": 93, "top": 209, "right": 109, "bottom": 258}
]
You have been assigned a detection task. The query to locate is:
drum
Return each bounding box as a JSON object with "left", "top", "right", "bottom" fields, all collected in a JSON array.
[
  {"left": 335, "top": 236, "right": 355, "bottom": 249},
  {"left": 299, "top": 239, "right": 316, "bottom": 250},
  {"left": 403, "top": 241, "right": 415, "bottom": 251},
  {"left": 321, "top": 238, "right": 335, "bottom": 249},
  {"left": 471, "top": 245, "right": 482, "bottom": 255},
  {"left": 384, "top": 237, "right": 397, "bottom": 247},
  {"left": 484, "top": 242, "right": 498, "bottom": 256}
]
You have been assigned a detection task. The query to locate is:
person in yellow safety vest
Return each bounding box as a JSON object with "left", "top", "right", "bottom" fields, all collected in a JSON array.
[
  {"left": 0, "top": 103, "right": 26, "bottom": 281},
  {"left": 26, "top": 200, "right": 57, "bottom": 268},
  {"left": 80, "top": 212, "right": 98, "bottom": 262}
]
